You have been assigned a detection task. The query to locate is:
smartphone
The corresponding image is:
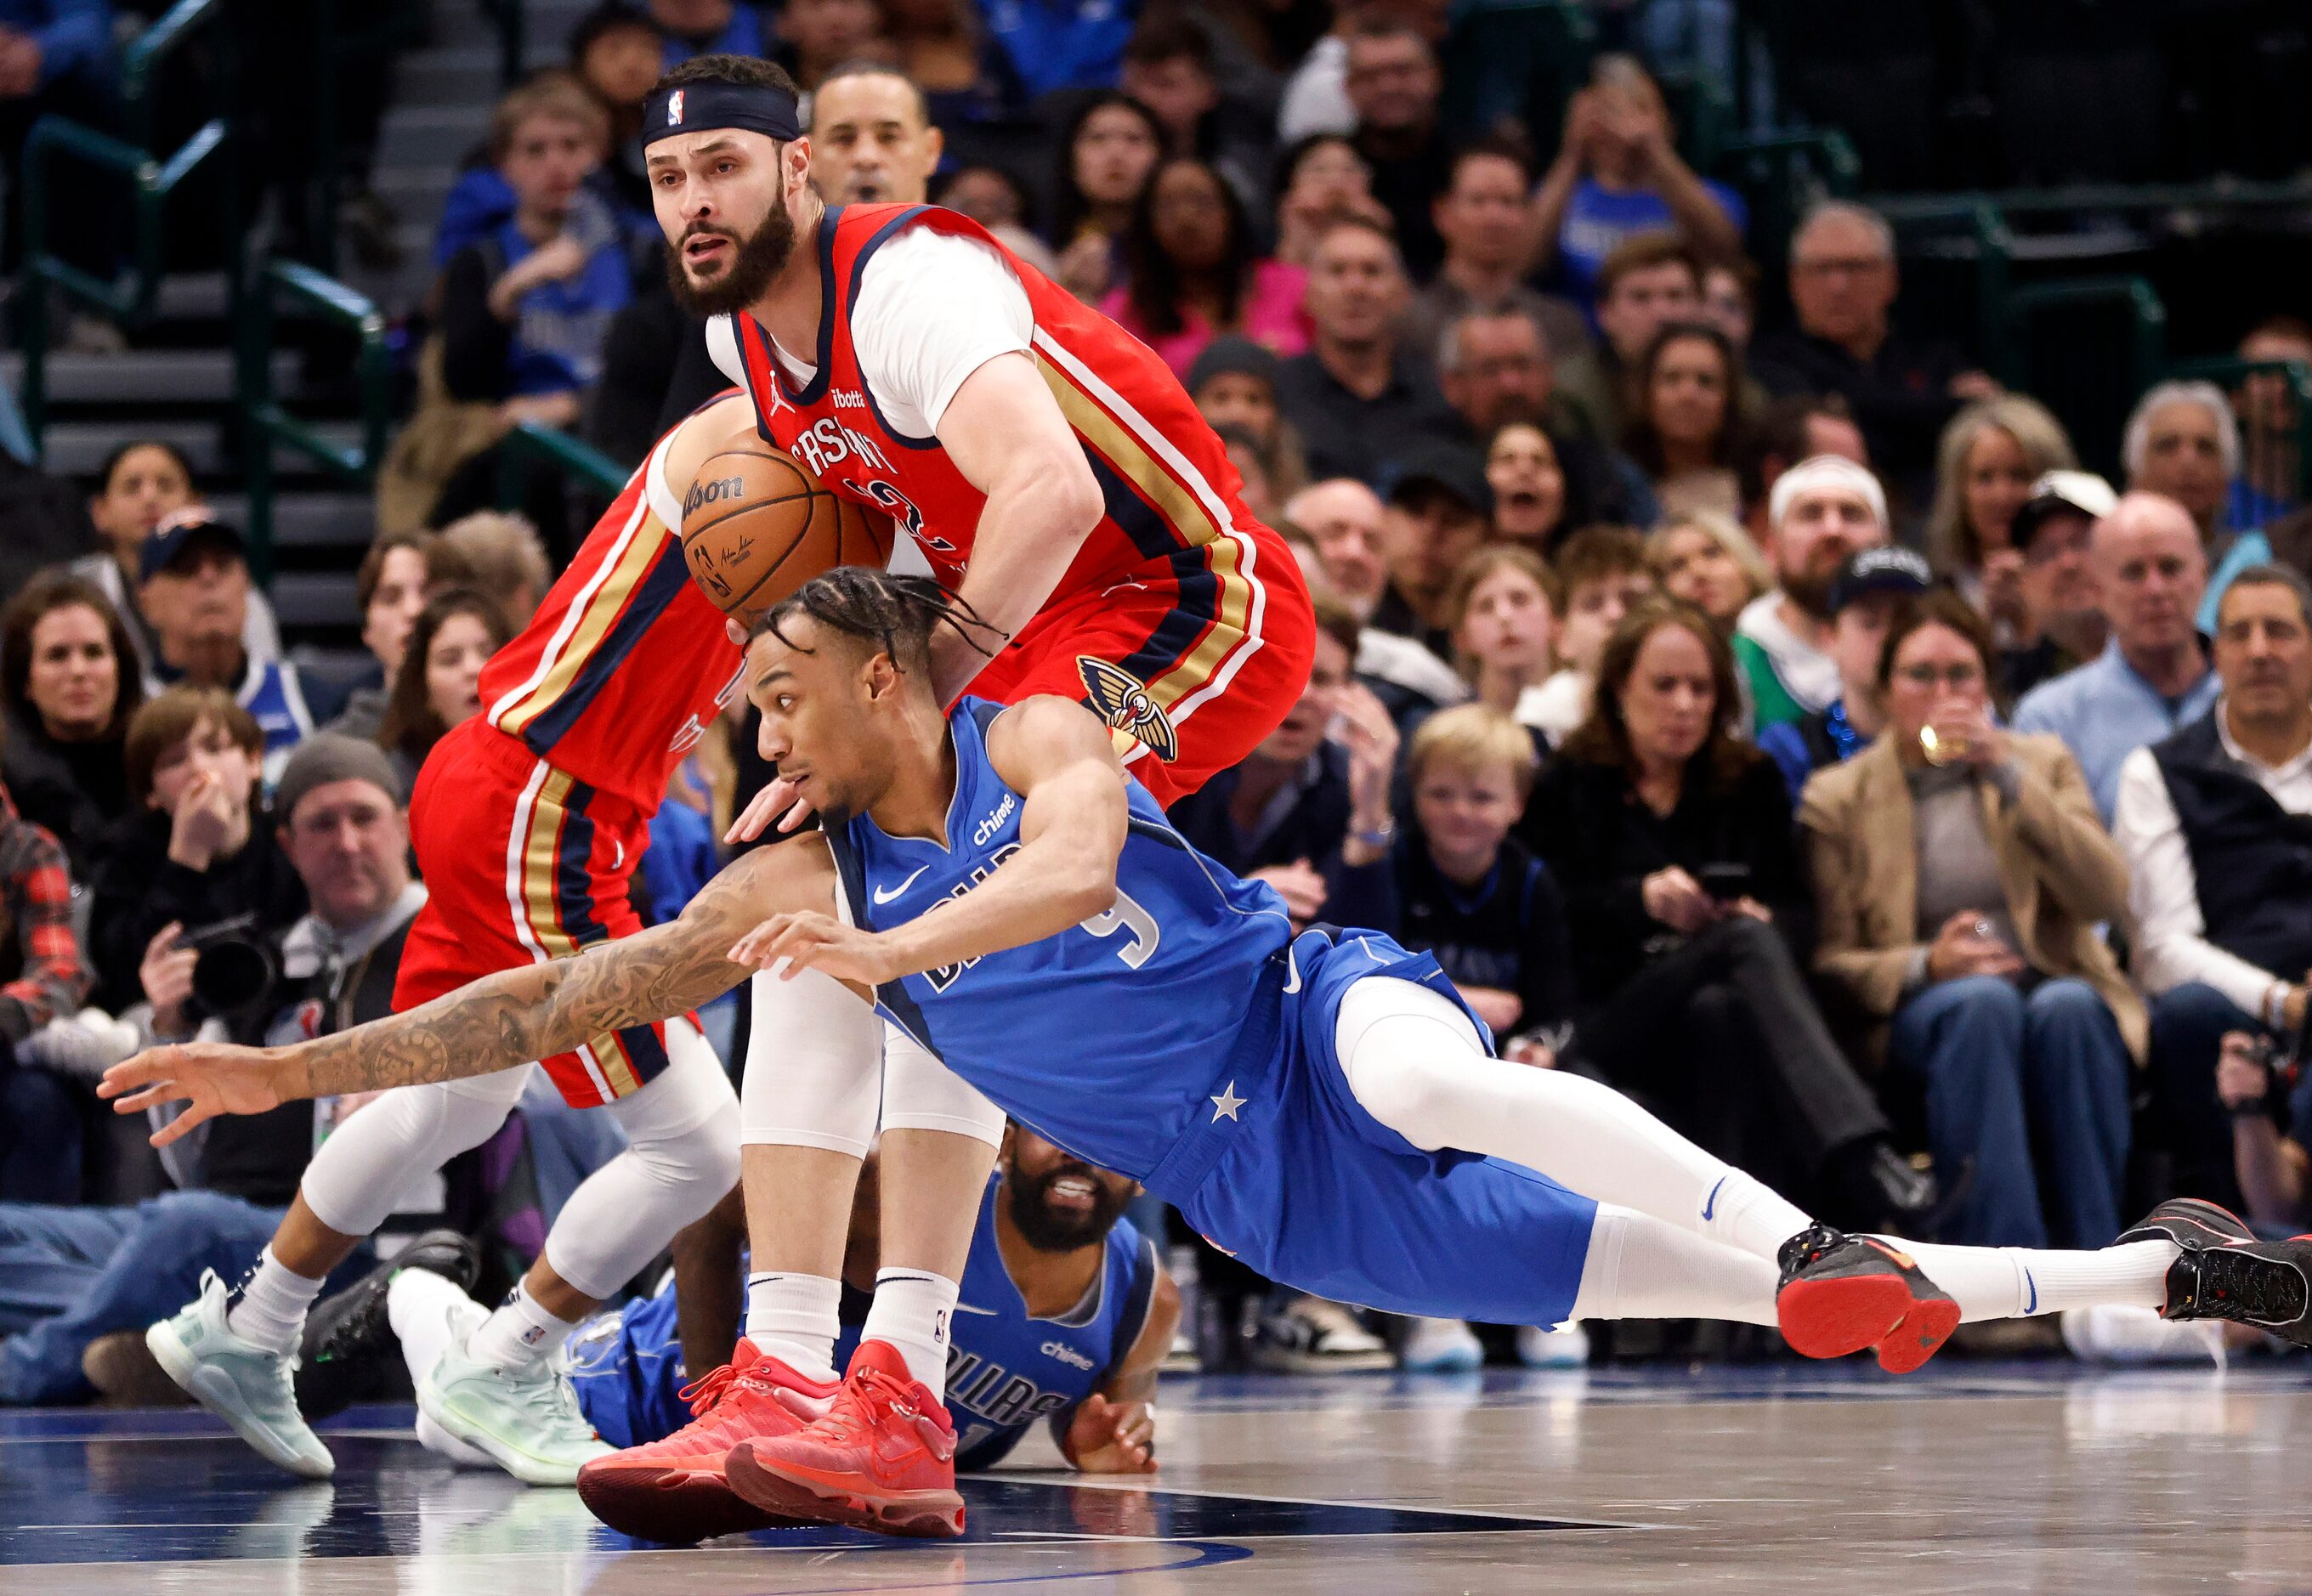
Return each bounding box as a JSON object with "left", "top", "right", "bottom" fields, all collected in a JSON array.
[{"left": 1698, "top": 862, "right": 1754, "bottom": 903}]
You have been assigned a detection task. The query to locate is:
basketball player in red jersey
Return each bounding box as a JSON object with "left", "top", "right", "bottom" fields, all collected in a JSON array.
[
  {"left": 148, "top": 396, "right": 762, "bottom": 1486},
  {"left": 595, "top": 54, "right": 1314, "bottom": 1537}
]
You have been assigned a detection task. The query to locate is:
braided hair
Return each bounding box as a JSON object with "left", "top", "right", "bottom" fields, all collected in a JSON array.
[{"left": 749, "top": 568, "right": 1002, "bottom": 678}]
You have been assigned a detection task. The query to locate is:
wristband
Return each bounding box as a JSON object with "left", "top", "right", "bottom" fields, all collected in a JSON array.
[
  {"left": 1352, "top": 819, "right": 1397, "bottom": 850},
  {"left": 2266, "top": 982, "right": 2294, "bottom": 1033}
]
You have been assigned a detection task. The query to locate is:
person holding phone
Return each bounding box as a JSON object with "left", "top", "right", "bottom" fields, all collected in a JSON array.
[
  {"left": 1801, "top": 591, "right": 2139, "bottom": 1251},
  {"left": 1522, "top": 598, "right": 1933, "bottom": 1233}
]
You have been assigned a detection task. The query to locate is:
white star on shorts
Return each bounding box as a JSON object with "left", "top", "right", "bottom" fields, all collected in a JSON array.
[{"left": 1210, "top": 1081, "right": 1247, "bottom": 1122}]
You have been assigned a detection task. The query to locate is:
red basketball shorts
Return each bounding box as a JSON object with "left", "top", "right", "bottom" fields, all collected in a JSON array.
[
  {"left": 965, "top": 521, "right": 1315, "bottom": 807},
  {"left": 394, "top": 719, "right": 676, "bottom": 1109}
]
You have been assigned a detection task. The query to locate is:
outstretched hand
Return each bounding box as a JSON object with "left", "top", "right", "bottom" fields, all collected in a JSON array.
[
  {"left": 728, "top": 911, "right": 904, "bottom": 986},
  {"left": 725, "top": 774, "right": 815, "bottom": 845},
  {"left": 1064, "top": 1393, "right": 1157, "bottom": 1474},
  {"left": 98, "top": 1042, "right": 290, "bottom": 1146}
]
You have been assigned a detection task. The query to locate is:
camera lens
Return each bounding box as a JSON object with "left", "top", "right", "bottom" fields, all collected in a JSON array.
[{"left": 190, "top": 939, "right": 276, "bottom": 1015}]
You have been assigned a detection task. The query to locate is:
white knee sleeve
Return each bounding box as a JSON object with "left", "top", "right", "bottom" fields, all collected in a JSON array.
[
  {"left": 543, "top": 1017, "right": 741, "bottom": 1299},
  {"left": 1568, "top": 1204, "right": 1781, "bottom": 1327},
  {"left": 880, "top": 1022, "right": 1005, "bottom": 1147},
  {"left": 740, "top": 967, "right": 883, "bottom": 1155},
  {"left": 299, "top": 1069, "right": 532, "bottom": 1237},
  {"left": 1334, "top": 976, "right": 1490, "bottom": 1151}
]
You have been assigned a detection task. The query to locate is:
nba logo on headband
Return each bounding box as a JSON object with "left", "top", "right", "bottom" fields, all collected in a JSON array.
[{"left": 667, "top": 89, "right": 685, "bottom": 125}]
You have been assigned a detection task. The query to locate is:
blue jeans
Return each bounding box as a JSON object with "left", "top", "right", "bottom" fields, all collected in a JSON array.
[
  {"left": 0, "top": 1191, "right": 371, "bottom": 1406},
  {"left": 0, "top": 1059, "right": 82, "bottom": 1204},
  {"left": 2145, "top": 982, "right": 2262, "bottom": 1213},
  {"left": 1890, "top": 976, "right": 2133, "bottom": 1248}
]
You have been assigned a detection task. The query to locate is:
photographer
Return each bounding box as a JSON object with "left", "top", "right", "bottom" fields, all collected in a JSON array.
[
  {"left": 0, "top": 738, "right": 423, "bottom": 1406},
  {"left": 86, "top": 688, "right": 304, "bottom": 1016},
  {"left": 2212, "top": 1033, "right": 2312, "bottom": 1231}
]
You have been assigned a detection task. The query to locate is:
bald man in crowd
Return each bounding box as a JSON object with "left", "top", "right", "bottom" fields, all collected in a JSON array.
[{"left": 2014, "top": 493, "right": 2224, "bottom": 823}]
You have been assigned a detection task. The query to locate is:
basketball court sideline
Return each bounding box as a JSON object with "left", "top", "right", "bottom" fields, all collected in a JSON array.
[{"left": 3, "top": 1361, "right": 2305, "bottom": 1593}]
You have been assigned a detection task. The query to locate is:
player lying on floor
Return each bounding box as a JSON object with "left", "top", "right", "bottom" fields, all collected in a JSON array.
[
  {"left": 105, "top": 567, "right": 2312, "bottom": 1543},
  {"left": 342, "top": 1128, "right": 1171, "bottom": 1541}
]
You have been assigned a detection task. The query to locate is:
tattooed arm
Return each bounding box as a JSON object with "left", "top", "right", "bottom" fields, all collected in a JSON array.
[{"left": 99, "top": 840, "right": 843, "bottom": 1146}]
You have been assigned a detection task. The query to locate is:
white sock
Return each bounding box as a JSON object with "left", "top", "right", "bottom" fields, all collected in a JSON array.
[
  {"left": 858, "top": 1268, "right": 959, "bottom": 1399},
  {"left": 463, "top": 1282, "right": 579, "bottom": 1372},
  {"left": 1335, "top": 978, "right": 1815, "bottom": 1264},
  {"left": 1570, "top": 1205, "right": 1782, "bottom": 1327},
  {"left": 1895, "top": 1238, "right": 2178, "bottom": 1323},
  {"left": 387, "top": 1267, "right": 484, "bottom": 1389},
  {"left": 745, "top": 1271, "right": 842, "bottom": 1383},
  {"left": 227, "top": 1247, "right": 327, "bottom": 1354}
]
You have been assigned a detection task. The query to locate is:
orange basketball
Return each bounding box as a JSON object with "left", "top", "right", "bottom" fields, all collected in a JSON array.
[{"left": 679, "top": 442, "right": 890, "bottom": 628}]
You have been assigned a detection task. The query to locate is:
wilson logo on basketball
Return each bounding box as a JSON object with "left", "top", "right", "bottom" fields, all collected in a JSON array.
[{"left": 683, "top": 475, "right": 743, "bottom": 516}]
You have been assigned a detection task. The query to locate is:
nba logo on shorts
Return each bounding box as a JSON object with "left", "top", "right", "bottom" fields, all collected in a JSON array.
[{"left": 667, "top": 89, "right": 685, "bottom": 125}]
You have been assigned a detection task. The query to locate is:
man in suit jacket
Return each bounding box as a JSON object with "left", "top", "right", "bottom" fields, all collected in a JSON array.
[{"left": 1801, "top": 591, "right": 2139, "bottom": 1251}]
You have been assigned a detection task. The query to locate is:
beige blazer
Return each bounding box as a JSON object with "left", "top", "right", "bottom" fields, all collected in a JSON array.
[{"left": 1798, "top": 733, "right": 2147, "bottom": 1064}]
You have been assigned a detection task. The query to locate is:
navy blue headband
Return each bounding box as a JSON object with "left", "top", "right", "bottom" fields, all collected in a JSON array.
[{"left": 643, "top": 81, "right": 802, "bottom": 148}]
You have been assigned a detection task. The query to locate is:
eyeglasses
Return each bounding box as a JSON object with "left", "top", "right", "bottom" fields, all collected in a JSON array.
[
  {"left": 1896, "top": 662, "right": 1985, "bottom": 691},
  {"left": 1794, "top": 255, "right": 1889, "bottom": 279}
]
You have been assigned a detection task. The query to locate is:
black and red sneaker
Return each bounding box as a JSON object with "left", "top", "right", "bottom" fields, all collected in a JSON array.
[
  {"left": 1775, "top": 1223, "right": 1961, "bottom": 1374},
  {"left": 2122, "top": 1202, "right": 2312, "bottom": 1346}
]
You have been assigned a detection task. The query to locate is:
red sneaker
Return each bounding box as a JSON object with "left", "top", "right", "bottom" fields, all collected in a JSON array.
[
  {"left": 723, "top": 1338, "right": 966, "bottom": 1539},
  {"left": 575, "top": 1338, "right": 838, "bottom": 1543}
]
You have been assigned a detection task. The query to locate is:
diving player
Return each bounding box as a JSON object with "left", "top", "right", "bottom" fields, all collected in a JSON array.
[
  {"left": 110, "top": 570, "right": 2311, "bottom": 1541},
  {"left": 636, "top": 48, "right": 1313, "bottom": 1528},
  {"left": 138, "top": 393, "right": 762, "bottom": 1485}
]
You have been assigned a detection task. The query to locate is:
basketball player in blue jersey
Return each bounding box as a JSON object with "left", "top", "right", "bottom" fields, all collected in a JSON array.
[
  {"left": 360, "top": 1126, "right": 1170, "bottom": 1542},
  {"left": 107, "top": 567, "right": 2312, "bottom": 1542}
]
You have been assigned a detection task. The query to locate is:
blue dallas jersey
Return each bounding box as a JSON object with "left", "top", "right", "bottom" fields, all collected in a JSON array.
[
  {"left": 565, "top": 1177, "right": 1157, "bottom": 1469},
  {"left": 827, "top": 699, "right": 1297, "bottom": 1182},
  {"left": 827, "top": 697, "right": 1601, "bottom": 1332}
]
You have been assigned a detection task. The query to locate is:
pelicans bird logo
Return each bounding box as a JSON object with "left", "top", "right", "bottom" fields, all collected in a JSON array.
[{"left": 1076, "top": 656, "right": 1178, "bottom": 761}]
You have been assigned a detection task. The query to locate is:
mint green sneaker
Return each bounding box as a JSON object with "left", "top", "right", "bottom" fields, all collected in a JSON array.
[
  {"left": 147, "top": 1270, "right": 333, "bottom": 1479},
  {"left": 417, "top": 1333, "right": 612, "bottom": 1487}
]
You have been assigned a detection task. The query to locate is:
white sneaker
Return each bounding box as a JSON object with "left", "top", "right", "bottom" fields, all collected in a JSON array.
[
  {"left": 1516, "top": 1322, "right": 1590, "bottom": 1368},
  {"left": 20, "top": 1008, "right": 141, "bottom": 1079},
  {"left": 1398, "top": 1316, "right": 1484, "bottom": 1373},
  {"left": 1162, "top": 1325, "right": 1200, "bottom": 1373},
  {"left": 146, "top": 1270, "right": 332, "bottom": 1478},
  {"left": 417, "top": 1331, "right": 613, "bottom": 1486},
  {"left": 2061, "top": 1304, "right": 2227, "bottom": 1367},
  {"left": 1250, "top": 1294, "right": 1394, "bottom": 1372}
]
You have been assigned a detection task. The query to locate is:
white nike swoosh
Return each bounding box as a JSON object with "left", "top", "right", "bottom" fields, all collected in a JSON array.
[
  {"left": 873, "top": 864, "right": 931, "bottom": 905},
  {"left": 952, "top": 1302, "right": 1000, "bottom": 1316}
]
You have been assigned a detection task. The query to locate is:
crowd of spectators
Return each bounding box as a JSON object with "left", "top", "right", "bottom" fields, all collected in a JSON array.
[{"left": 8, "top": 0, "right": 2312, "bottom": 1384}]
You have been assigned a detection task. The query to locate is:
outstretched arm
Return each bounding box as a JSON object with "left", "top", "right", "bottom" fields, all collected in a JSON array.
[
  {"left": 732, "top": 696, "right": 1130, "bottom": 985},
  {"left": 102, "top": 840, "right": 844, "bottom": 1145}
]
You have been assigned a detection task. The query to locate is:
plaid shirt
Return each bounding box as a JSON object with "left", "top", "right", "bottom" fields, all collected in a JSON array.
[{"left": 0, "top": 790, "right": 89, "bottom": 1043}]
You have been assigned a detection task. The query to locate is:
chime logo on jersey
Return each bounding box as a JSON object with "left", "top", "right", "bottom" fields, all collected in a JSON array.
[{"left": 1077, "top": 655, "right": 1179, "bottom": 761}]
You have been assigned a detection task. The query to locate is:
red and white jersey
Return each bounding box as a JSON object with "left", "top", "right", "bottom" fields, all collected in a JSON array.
[
  {"left": 478, "top": 422, "right": 744, "bottom": 812},
  {"left": 710, "top": 203, "right": 1280, "bottom": 708}
]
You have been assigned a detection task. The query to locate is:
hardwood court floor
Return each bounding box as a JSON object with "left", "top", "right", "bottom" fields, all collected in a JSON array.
[{"left": 1, "top": 1361, "right": 2304, "bottom": 1593}]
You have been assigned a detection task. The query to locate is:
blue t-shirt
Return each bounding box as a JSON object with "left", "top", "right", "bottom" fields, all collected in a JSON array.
[
  {"left": 634, "top": 801, "right": 718, "bottom": 925},
  {"left": 659, "top": 4, "right": 765, "bottom": 69},
  {"left": 489, "top": 195, "right": 633, "bottom": 395},
  {"left": 1556, "top": 177, "right": 1748, "bottom": 312},
  {"left": 983, "top": 0, "right": 1133, "bottom": 100}
]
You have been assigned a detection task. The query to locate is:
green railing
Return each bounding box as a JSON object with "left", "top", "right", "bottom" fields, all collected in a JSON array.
[
  {"left": 497, "top": 422, "right": 632, "bottom": 509},
  {"left": 236, "top": 259, "right": 392, "bottom": 581},
  {"left": 0, "top": 373, "right": 34, "bottom": 466},
  {"left": 2001, "top": 276, "right": 2168, "bottom": 483},
  {"left": 15, "top": 0, "right": 228, "bottom": 450},
  {"left": 2168, "top": 356, "right": 2312, "bottom": 509}
]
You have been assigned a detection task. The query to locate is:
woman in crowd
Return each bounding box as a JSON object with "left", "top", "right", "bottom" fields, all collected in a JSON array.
[
  {"left": 1521, "top": 600, "right": 1934, "bottom": 1230},
  {"left": 1648, "top": 510, "right": 1769, "bottom": 637},
  {"left": 1443, "top": 546, "right": 1559, "bottom": 753},
  {"left": 1270, "top": 132, "right": 1388, "bottom": 269},
  {"left": 86, "top": 688, "right": 304, "bottom": 1017},
  {"left": 569, "top": 1, "right": 662, "bottom": 213},
  {"left": 1048, "top": 93, "right": 1165, "bottom": 303},
  {"left": 1526, "top": 54, "right": 1745, "bottom": 311},
  {"left": 323, "top": 529, "right": 476, "bottom": 743},
  {"left": 1800, "top": 591, "right": 2136, "bottom": 1251},
  {"left": 376, "top": 590, "right": 513, "bottom": 795},
  {"left": 1924, "top": 396, "right": 2076, "bottom": 645},
  {"left": 1624, "top": 321, "right": 1747, "bottom": 521},
  {"left": 1486, "top": 422, "right": 1572, "bottom": 555},
  {"left": 1105, "top": 157, "right": 1309, "bottom": 376},
  {"left": 71, "top": 439, "right": 280, "bottom": 678},
  {"left": 0, "top": 574, "right": 144, "bottom": 880}
]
